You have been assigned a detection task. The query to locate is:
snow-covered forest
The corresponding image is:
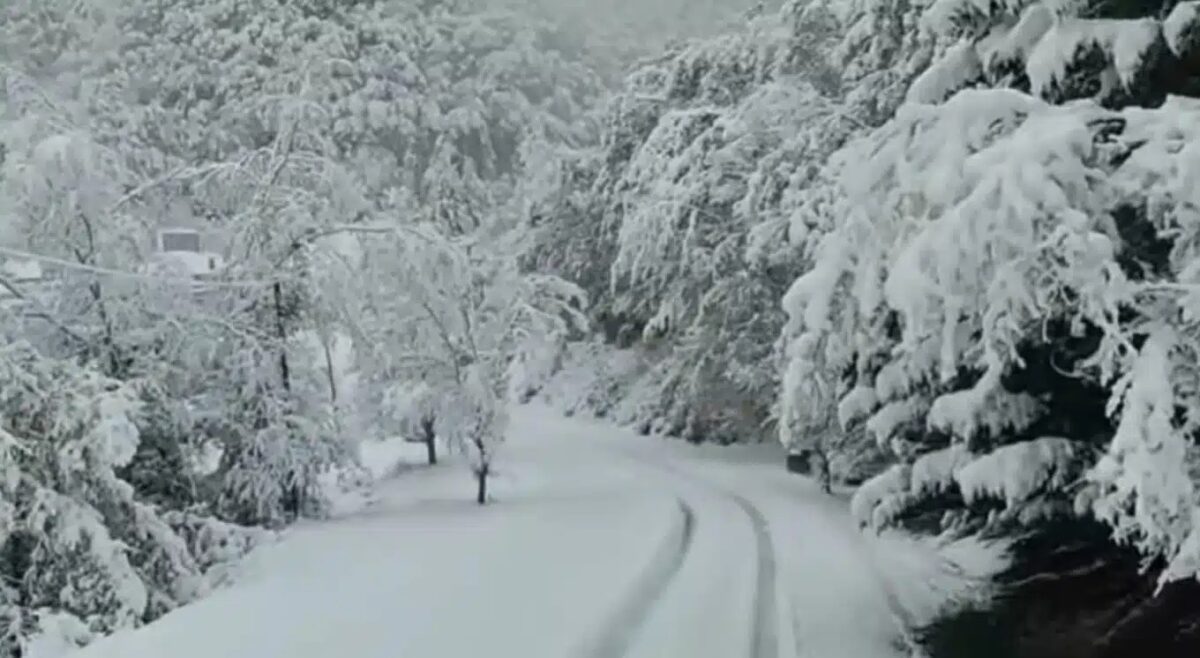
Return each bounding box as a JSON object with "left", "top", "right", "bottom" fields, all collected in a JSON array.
[{"left": 2, "top": 0, "right": 1200, "bottom": 656}]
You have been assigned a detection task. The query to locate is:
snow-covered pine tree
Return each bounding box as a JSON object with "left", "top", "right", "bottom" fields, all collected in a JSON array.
[
  {"left": 779, "top": 0, "right": 1200, "bottom": 584},
  {"left": 532, "top": 3, "right": 857, "bottom": 442}
]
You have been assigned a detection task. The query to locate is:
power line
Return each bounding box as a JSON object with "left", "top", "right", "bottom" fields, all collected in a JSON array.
[{"left": 0, "top": 245, "right": 279, "bottom": 289}]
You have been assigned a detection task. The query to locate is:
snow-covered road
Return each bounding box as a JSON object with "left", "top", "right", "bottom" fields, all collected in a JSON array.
[{"left": 72, "top": 405, "right": 991, "bottom": 658}]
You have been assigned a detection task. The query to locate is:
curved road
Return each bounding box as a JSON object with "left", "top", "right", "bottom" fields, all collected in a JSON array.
[{"left": 74, "top": 404, "right": 966, "bottom": 658}]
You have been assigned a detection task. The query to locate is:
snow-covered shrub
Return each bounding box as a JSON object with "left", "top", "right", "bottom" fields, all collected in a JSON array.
[
  {"left": 161, "top": 511, "right": 271, "bottom": 589},
  {"left": 532, "top": 341, "right": 649, "bottom": 419},
  {"left": 0, "top": 343, "right": 210, "bottom": 653},
  {"left": 214, "top": 393, "right": 345, "bottom": 527}
]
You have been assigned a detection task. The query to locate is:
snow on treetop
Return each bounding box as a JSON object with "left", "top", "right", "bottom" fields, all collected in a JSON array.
[{"left": 1025, "top": 17, "right": 1161, "bottom": 96}]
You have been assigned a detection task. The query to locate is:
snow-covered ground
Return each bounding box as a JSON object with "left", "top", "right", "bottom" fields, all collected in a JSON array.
[{"left": 70, "top": 405, "right": 1003, "bottom": 658}]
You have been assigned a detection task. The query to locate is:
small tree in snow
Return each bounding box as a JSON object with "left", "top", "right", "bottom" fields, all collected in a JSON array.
[
  {"left": 385, "top": 380, "right": 443, "bottom": 466},
  {"left": 354, "top": 222, "right": 585, "bottom": 503},
  {"left": 440, "top": 364, "right": 508, "bottom": 504}
]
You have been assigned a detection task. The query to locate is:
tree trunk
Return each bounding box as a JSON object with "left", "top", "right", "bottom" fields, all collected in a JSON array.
[
  {"left": 273, "top": 281, "right": 291, "bottom": 392},
  {"left": 320, "top": 332, "right": 343, "bottom": 436},
  {"left": 475, "top": 463, "right": 488, "bottom": 505},
  {"left": 422, "top": 418, "right": 437, "bottom": 465},
  {"left": 283, "top": 476, "right": 303, "bottom": 521},
  {"left": 74, "top": 217, "right": 124, "bottom": 377},
  {"left": 320, "top": 333, "right": 338, "bottom": 404},
  {"left": 90, "top": 281, "right": 124, "bottom": 377},
  {"left": 814, "top": 448, "right": 832, "bottom": 495}
]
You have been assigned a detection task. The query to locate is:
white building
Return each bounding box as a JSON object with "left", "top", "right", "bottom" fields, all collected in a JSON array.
[{"left": 148, "top": 227, "right": 226, "bottom": 278}]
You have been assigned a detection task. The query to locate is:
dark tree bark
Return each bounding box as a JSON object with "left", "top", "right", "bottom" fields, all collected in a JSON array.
[
  {"left": 321, "top": 335, "right": 338, "bottom": 403},
  {"left": 475, "top": 463, "right": 489, "bottom": 505},
  {"left": 273, "top": 281, "right": 291, "bottom": 392},
  {"left": 74, "top": 218, "right": 126, "bottom": 378},
  {"left": 422, "top": 417, "right": 437, "bottom": 465},
  {"left": 283, "top": 478, "right": 303, "bottom": 521}
]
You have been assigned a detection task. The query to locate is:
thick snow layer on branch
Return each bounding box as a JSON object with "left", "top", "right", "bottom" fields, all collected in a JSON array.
[
  {"left": 865, "top": 397, "right": 928, "bottom": 446},
  {"left": 1114, "top": 95, "right": 1200, "bottom": 297},
  {"left": 922, "top": 0, "right": 1031, "bottom": 36},
  {"left": 927, "top": 380, "right": 1042, "bottom": 442},
  {"left": 781, "top": 231, "right": 853, "bottom": 333},
  {"left": 1026, "top": 18, "right": 1161, "bottom": 95},
  {"left": 1089, "top": 328, "right": 1198, "bottom": 583},
  {"left": 780, "top": 86, "right": 1122, "bottom": 494},
  {"left": 911, "top": 443, "right": 973, "bottom": 497},
  {"left": 954, "top": 436, "right": 1079, "bottom": 507},
  {"left": 838, "top": 385, "right": 878, "bottom": 429},
  {"left": 1162, "top": 520, "right": 1200, "bottom": 585},
  {"left": 851, "top": 463, "right": 912, "bottom": 529},
  {"left": 906, "top": 40, "right": 982, "bottom": 104},
  {"left": 1164, "top": 1, "right": 1200, "bottom": 57},
  {"left": 977, "top": 4, "right": 1054, "bottom": 69},
  {"left": 873, "top": 88, "right": 1120, "bottom": 389},
  {"left": 86, "top": 392, "right": 141, "bottom": 469}
]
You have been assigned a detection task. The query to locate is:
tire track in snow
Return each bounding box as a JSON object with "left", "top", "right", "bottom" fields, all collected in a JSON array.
[
  {"left": 579, "top": 496, "right": 696, "bottom": 658},
  {"left": 763, "top": 477, "right": 921, "bottom": 658},
  {"left": 620, "top": 449, "right": 781, "bottom": 658},
  {"left": 728, "top": 493, "right": 779, "bottom": 658}
]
